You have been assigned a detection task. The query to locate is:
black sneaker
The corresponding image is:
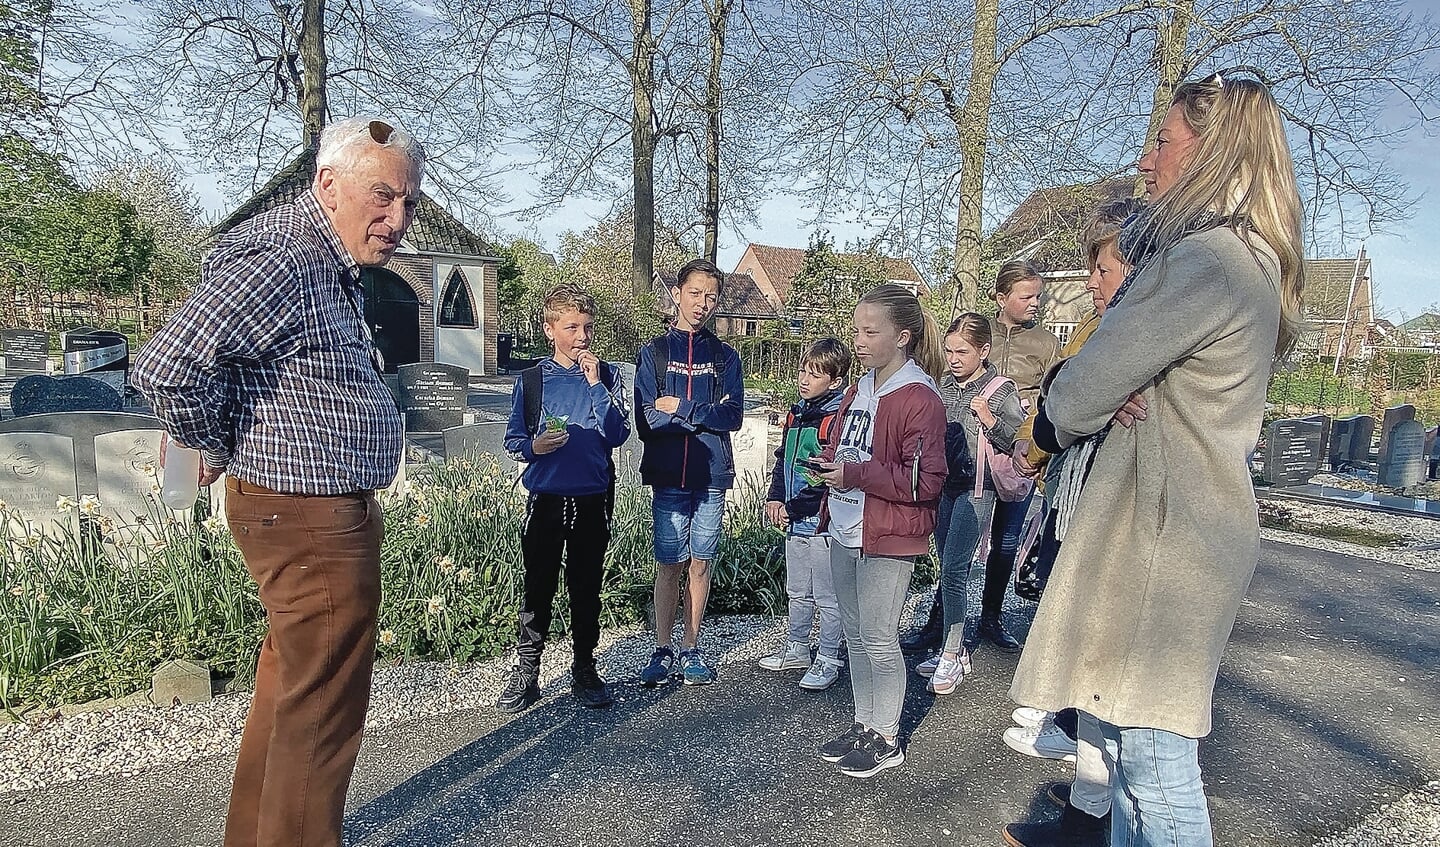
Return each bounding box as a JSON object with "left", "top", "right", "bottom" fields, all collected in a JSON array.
[
  {"left": 1001, "top": 804, "right": 1108, "bottom": 847},
  {"left": 836, "top": 729, "right": 904, "bottom": 778},
  {"left": 978, "top": 616, "right": 1022, "bottom": 652},
  {"left": 819, "top": 723, "right": 866, "bottom": 763},
  {"left": 571, "top": 659, "right": 614, "bottom": 708},
  {"left": 496, "top": 665, "right": 540, "bottom": 714}
]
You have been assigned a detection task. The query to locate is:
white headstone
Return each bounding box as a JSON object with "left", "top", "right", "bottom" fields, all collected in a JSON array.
[
  {"left": 0, "top": 432, "right": 79, "bottom": 534},
  {"left": 94, "top": 429, "right": 170, "bottom": 523},
  {"left": 732, "top": 413, "right": 772, "bottom": 491}
]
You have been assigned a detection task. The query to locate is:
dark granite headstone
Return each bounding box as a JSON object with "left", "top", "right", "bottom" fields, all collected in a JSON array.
[
  {"left": 1378, "top": 419, "right": 1426, "bottom": 489},
  {"left": 398, "top": 363, "right": 469, "bottom": 433},
  {"left": 1327, "top": 415, "right": 1375, "bottom": 470},
  {"left": 1298, "top": 415, "right": 1332, "bottom": 469},
  {"left": 1, "top": 329, "right": 50, "bottom": 373},
  {"left": 10, "top": 375, "right": 123, "bottom": 417},
  {"left": 1429, "top": 425, "right": 1440, "bottom": 481},
  {"left": 62, "top": 329, "right": 128, "bottom": 375},
  {"left": 1377, "top": 404, "right": 1417, "bottom": 462},
  {"left": 1263, "top": 418, "right": 1323, "bottom": 487}
]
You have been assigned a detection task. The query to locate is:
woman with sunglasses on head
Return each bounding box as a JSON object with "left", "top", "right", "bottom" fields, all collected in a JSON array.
[{"left": 1011, "top": 73, "right": 1304, "bottom": 847}]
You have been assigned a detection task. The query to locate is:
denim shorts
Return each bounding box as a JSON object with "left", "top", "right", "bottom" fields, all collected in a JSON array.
[{"left": 652, "top": 487, "right": 726, "bottom": 564}]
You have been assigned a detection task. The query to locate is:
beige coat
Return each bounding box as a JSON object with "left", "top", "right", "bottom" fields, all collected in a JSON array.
[{"left": 1009, "top": 228, "right": 1280, "bottom": 738}]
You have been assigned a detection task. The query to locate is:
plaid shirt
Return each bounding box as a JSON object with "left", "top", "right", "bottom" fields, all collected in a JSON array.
[{"left": 131, "top": 190, "right": 404, "bottom": 495}]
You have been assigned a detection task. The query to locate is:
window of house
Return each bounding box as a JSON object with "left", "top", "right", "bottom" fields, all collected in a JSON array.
[
  {"left": 745, "top": 320, "right": 759, "bottom": 336},
  {"left": 789, "top": 318, "right": 805, "bottom": 335},
  {"left": 1050, "top": 322, "right": 1076, "bottom": 347},
  {"left": 438, "top": 267, "right": 477, "bottom": 328}
]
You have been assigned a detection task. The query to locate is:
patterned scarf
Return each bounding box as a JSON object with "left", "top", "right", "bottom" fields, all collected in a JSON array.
[{"left": 1052, "top": 207, "right": 1224, "bottom": 540}]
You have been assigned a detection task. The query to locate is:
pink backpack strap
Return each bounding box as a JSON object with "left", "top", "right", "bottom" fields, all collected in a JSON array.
[{"left": 973, "top": 375, "right": 1013, "bottom": 500}]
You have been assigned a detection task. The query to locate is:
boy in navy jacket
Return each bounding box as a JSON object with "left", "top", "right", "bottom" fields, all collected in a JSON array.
[
  {"left": 497, "top": 284, "right": 630, "bottom": 713},
  {"left": 635, "top": 258, "right": 744, "bottom": 686}
]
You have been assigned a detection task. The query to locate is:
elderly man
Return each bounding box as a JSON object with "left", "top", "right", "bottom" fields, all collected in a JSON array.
[{"left": 131, "top": 117, "right": 423, "bottom": 847}]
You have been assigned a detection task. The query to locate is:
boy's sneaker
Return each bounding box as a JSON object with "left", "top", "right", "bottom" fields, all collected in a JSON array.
[
  {"left": 799, "top": 654, "right": 843, "bottom": 691},
  {"left": 639, "top": 646, "right": 675, "bottom": 687},
  {"left": 927, "top": 649, "right": 971, "bottom": 695},
  {"left": 1003, "top": 715, "right": 1078, "bottom": 762},
  {"left": 496, "top": 664, "right": 540, "bottom": 714},
  {"left": 759, "top": 640, "right": 812, "bottom": 671},
  {"left": 1012, "top": 706, "right": 1049, "bottom": 729},
  {"left": 679, "top": 648, "right": 717, "bottom": 685},
  {"left": 571, "top": 658, "right": 613, "bottom": 708},
  {"left": 819, "top": 723, "right": 866, "bottom": 762},
  {"left": 837, "top": 729, "right": 905, "bottom": 778}
]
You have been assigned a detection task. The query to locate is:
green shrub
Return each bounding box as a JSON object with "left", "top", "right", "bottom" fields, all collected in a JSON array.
[{"left": 0, "top": 457, "right": 791, "bottom": 711}]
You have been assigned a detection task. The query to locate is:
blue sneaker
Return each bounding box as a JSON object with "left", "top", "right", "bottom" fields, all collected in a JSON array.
[
  {"left": 640, "top": 646, "right": 675, "bottom": 687},
  {"left": 679, "top": 648, "right": 717, "bottom": 685}
]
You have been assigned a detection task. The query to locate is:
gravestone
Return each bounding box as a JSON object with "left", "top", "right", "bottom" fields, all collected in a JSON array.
[
  {"left": 94, "top": 429, "right": 166, "bottom": 522},
  {"left": 63, "top": 329, "right": 128, "bottom": 376},
  {"left": 1328, "top": 415, "right": 1375, "bottom": 470},
  {"left": 0, "top": 412, "right": 166, "bottom": 509},
  {"left": 0, "top": 329, "right": 50, "bottom": 374},
  {"left": 1429, "top": 426, "right": 1440, "bottom": 481},
  {"left": 1377, "top": 404, "right": 1417, "bottom": 462},
  {"left": 1377, "top": 419, "right": 1426, "bottom": 489},
  {"left": 0, "top": 432, "right": 79, "bottom": 524},
  {"left": 608, "top": 360, "right": 642, "bottom": 479},
  {"left": 1299, "top": 415, "right": 1332, "bottom": 469},
  {"left": 151, "top": 659, "right": 211, "bottom": 705},
  {"left": 10, "top": 375, "right": 123, "bottom": 417},
  {"left": 731, "top": 413, "right": 772, "bottom": 489},
  {"left": 442, "top": 421, "right": 514, "bottom": 468},
  {"left": 398, "top": 363, "right": 469, "bottom": 433},
  {"left": 1263, "top": 418, "right": 1323, "bottom": 486}
]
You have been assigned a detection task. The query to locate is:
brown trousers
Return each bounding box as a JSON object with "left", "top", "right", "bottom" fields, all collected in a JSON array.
[{"left": 223, "top": 477, "right": 383, "bottom": 847}]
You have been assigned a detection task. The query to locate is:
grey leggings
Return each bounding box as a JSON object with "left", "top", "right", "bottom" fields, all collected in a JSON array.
[{"left": 829, "top": 544, "right": 915, "bottom": 738}]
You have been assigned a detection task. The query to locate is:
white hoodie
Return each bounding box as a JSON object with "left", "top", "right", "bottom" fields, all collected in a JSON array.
[{"left": 827, "top": 358, "right": 940, "bottom": 548}]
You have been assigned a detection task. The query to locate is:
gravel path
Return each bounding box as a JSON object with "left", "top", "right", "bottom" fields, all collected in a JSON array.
[
  {"left": 1259, "top": 497, "right": 1440, "bottom": 572},
  {"left": 1, "top": 517, "right": 1434, "bottom": 846}
]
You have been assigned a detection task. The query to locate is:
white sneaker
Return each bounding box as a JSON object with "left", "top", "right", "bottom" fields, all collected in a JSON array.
[
  {"left": 799, "top": 654, "right": 844, "bottom": 690},
  {"left": 916, "top": 653, "right": 940, "bottom": 678},
  {"left": 759, "top": 640, "right": 811, "bottom": 671},
  {"left": 1003, "top": 715, "right": 1078, "bottom": 762},
  {"left": 927, "top": 650, "right": 971, "bottom": 695},
  {"left": 1011, "top": 706, "right": 1050, "bottom": 729}
]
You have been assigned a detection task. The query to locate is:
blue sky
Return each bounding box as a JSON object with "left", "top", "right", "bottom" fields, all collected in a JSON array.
[{"left": 170, "top": 2, "right": 1439, "bottom": 321}]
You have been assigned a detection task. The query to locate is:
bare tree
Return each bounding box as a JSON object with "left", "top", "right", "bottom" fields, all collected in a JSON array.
[
  {"left": 784, "top": 0, "right": 1155, "bottom": 315},
  {"left": 1129, "top": 0, "right": 1440, "bottom": 246}
]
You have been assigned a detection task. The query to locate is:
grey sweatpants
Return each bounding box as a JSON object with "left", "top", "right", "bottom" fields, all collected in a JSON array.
[
  {"left": 829, "top": 543, "right": 914, "bottom": 738},
  {"left": 786, "top": 535, "right": 843, "bottom": 658}
]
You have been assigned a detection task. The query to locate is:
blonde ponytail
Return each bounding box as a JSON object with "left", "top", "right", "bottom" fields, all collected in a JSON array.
[{"left": 857, "top": 283, "right": 946, "bottom": 383}]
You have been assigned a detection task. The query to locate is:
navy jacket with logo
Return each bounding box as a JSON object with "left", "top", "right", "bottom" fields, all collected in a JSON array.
[{"left": 635, "top": 326, "right": 744, "bottom": 490}]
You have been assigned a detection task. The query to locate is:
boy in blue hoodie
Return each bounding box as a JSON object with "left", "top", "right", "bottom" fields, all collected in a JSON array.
[
  {"left": 497, "top": 284, "right": 631, "bottom": 714},
  {"left": 635, "top": 258, "right": 744, "bottom": 686},
  {"left": 761, "top": 338, "right": 850, "bottom": 691}
]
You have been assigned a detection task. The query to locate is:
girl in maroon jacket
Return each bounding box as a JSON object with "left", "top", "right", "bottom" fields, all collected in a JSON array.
[{"left": 812, "top": 283, "right": 948, "bottom": 778}]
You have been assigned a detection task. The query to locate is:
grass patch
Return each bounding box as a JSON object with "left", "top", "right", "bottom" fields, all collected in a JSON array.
[{"left": 1258, "top": 512, "right": 1407, "bottom": 548}]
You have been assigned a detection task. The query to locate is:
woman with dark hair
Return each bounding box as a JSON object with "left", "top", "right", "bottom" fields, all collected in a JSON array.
[{"left": 1012, "top": 74, "right": 1305, "bottom": 846}]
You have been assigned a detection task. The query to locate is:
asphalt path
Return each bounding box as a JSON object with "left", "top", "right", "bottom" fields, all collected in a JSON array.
[{"left": 1, "top": 539, "right": 1436, "bottom": 847}]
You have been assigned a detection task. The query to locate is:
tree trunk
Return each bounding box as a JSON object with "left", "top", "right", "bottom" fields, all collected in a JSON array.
[
  {"left": 701, "top": 0, "right": 729, "bottom": 263},
  {"left": 948, "top": 0, "right": 999, "bottom": 318},
  {"left": 629, "top": 0, "right": 657, "bottom": 297},
  {"left": 299, "top": 0, "right": 329, "bottom": 150},
  {"left": 1140, "top": 0, "right": 1194, "bottom": 190}
]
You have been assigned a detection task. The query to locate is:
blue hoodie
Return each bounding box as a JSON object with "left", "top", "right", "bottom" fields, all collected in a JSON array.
[
  {"left": 635, "top": 326, "right": 744, "bottom": 490},
  {"left": 505, "top": 358, "right": 630, "bottom": 496}
]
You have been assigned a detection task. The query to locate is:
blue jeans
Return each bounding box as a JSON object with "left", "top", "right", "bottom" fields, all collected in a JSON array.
[
  {"left": 1099, "top": 720, "right": 1214, "bottom": 847},
  {"left": 935, "top": 489, "right": 995, "bottom": 653},
  {"left": 652, "top": 487, "right": 726, "bottom": 564}
]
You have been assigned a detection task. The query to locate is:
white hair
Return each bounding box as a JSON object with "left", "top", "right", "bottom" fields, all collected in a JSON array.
[{"left": 315, "top": 117, "right": 426, "bottom": 175}]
